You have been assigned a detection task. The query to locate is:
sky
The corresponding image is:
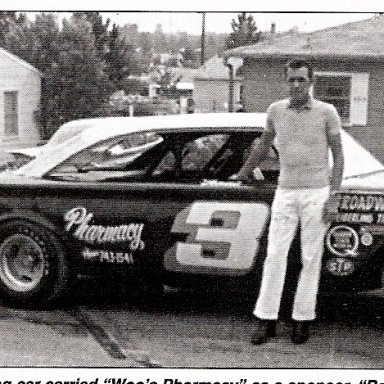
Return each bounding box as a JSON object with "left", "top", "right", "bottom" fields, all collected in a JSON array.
[
  {"left": 10, "top": 0, "right": 383, "bottom": 35},
  {"left": 97, "top": 12, "right": 376, "bottom": 35}
]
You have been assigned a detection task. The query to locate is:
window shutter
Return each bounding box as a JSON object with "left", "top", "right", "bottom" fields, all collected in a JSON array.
[{"left": 350, "top": 73, "right": 369, "bottom": 126}]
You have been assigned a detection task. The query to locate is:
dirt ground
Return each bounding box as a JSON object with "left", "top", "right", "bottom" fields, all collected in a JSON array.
[{"left": 0, "top": 286, "right": 383, "bottom": 368}]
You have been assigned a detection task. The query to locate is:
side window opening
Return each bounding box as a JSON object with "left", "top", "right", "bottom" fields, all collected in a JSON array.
[
  {"left": 47, "top": 131, "right": 164, "bottom": 179},
  {"left": 152, "top": 134, "right": 229, "bottom": 181},
  {"left": 152, "top": 133, "right": 280, "bottom": 183}
]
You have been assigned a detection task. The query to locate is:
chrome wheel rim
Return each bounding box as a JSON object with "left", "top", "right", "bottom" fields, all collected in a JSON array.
[{"left": 0, "top": 234, "right": 45, "bottom": 292}]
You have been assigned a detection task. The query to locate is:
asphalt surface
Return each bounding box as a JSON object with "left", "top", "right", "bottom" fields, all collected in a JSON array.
[{"left": 1, "top": 283, "right": 384, "bottom": 368}]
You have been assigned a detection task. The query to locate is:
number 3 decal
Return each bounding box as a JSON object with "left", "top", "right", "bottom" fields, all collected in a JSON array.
[{"left": 164, "top": 201, "right": 270, "bottom": 276}]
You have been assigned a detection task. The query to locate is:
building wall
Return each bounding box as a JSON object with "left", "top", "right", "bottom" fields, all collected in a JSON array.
[
  {"left": 0, "top": 52, "right": 41, "bottom": 148},
  {"left": 242, "top": 57, "right": 384, "bottom": 163},
  {"left": 194, "top": 79, "right": 241, "bottom": 113}
]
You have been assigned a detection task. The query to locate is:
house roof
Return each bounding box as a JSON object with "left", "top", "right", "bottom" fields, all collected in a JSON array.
[
  {"left": 224, "top": 15, "right": 384, "bottom": 61},
  {"left": 194, "top": 55, "right": 243, "bottom": 80},
  {"left": 0, "top": 48, "right": 42, "bottom": 76}
]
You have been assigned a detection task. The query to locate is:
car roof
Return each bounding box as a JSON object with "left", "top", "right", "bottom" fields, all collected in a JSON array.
[
  {"left": 61, "top": 112, "right": 267, "bottom": 132},
  {"left": 15, "top": 113, "right": 267, "bottom": 177}
]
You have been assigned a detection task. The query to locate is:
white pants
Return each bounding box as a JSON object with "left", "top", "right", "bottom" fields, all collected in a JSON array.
[{"left": 254, "top": 186, "right": 330, "bottom": 321}]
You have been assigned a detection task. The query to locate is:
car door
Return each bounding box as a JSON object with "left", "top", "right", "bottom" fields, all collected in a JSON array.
[{"left": 141, "top": 130, "right": 278, "bottom": 279}]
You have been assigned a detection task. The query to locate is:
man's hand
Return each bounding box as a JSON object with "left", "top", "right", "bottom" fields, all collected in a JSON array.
[
  {"left": 229, "top": 167, "right": 264, "bottom": 183},
  {"left": 252, "top": 167, "right": 265, "bottom": 181},
  {"left": 229, "top": 172, "right": 252, "bottom": 183},
  {"left": 322, "top": 193, "right": 340, "bottom": 222}
]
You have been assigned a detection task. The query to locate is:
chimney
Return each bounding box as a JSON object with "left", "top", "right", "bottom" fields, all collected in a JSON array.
[{"left": 271, "top": 22, "right": 276, "bottom": 34}]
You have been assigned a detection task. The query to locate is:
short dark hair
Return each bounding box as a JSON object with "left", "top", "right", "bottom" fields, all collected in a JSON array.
[{"left": 284, "top": 59, "right": 314, "bottom": 81}]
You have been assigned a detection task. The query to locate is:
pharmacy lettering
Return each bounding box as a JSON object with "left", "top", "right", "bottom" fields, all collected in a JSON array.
[
  {"left": 64, "top": 207, "right": 145, "bottom": 250},
  {"left": 336, "top": 193, "right": 384, "bottom": 224}
]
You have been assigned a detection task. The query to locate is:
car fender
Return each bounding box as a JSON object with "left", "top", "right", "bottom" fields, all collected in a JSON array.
[{"left": 0, "top": 209, "right": 78, "bottom": 259}]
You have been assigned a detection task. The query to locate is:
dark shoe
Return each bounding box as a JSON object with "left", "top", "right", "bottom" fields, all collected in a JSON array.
[
  {"left": 251, "top": 319, "right": 277, "bottom": 345},
  {"left": 291, "top": 321, "right": 310, "bottom": 344}
]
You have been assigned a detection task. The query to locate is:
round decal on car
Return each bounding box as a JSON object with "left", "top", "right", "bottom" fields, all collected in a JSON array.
[{"left": 326, "top": 225, "right": 359, "bottom": 257}]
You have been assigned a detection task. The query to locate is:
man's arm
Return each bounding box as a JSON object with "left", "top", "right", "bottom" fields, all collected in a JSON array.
[
  {"left": 232, "top": 130, "right": 276, "bottom": 181},
  {"left": 329, "top": 133, "right": 344, "bottom": 192},
  {"left": 323, "top": 132, "right": 344, "bottom": 222}
]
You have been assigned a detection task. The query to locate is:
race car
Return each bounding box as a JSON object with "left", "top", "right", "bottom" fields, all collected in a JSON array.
[{"left": 0, "top": 112, "right": 383, "bottom": 308}]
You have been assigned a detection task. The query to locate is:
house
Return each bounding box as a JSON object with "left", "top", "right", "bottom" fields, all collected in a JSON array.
[
  {"left": 0, "top": 48, "right": 42, "bottom": 153},
  {"left": 224, "top": 15, "right": 384, "bottom": 163},
  {"left": 193, "top": 55, "right": 243, "bottom": 113}
]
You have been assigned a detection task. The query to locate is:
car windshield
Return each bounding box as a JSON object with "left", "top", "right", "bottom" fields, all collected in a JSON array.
[{"left": 47, "top": 123, "right": 94, "bottom": 147}]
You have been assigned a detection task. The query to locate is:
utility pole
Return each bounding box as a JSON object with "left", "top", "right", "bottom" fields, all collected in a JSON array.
[{"left": 200, "top": 12, "right": 206, "bottom": 65}]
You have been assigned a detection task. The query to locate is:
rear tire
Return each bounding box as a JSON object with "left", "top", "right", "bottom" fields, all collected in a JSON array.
[{"left": 0, "top": 221, "right": 72, "bottom": 308}]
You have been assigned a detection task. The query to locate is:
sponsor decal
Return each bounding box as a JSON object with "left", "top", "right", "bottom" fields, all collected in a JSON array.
[
  {"left": 338, "top": 194, "right": 384, "bottom": 212},
  {"left": 326, "top": 258, "right": 355, "bottom": 276},
  {"left": 64, "top": 207, "right": 145, "bottom": 250},
  {"left": 336, "top": 194, "right": 384, "bottom": 224},
  {"left": 164, "top": 201, "right": 270, "bottom": 275},
  {"left": 335, "top": 212, "right": 374, "bottom": 224},
  {"left": 82, "top": 248, "right": 134, "bottom": 264},
  {"left": 326, "top": 225, "right": 359, "bottom": 257},
  {"left": 360, "top": 231, "right": 374, "bottom": 246}
]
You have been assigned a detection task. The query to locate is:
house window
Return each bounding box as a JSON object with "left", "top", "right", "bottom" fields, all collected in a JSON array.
[
  {"left": 314, "top": 75, "right": 351, "bottom": 123},
  {"left": 4, "top": 91, "right": 18, "bottom": 136},
  {"left": 313, "top": 72, "right": 369, "bottom": 127}
]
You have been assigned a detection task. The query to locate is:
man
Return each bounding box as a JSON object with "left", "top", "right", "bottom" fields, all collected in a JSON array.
[{"left": 232, "top": 59, "right": 344, "bottom": 344}]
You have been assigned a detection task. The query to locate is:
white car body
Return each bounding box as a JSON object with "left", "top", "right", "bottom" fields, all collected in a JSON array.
[{"left": 11, "top": 113, "right": 384, "bottom": 190}]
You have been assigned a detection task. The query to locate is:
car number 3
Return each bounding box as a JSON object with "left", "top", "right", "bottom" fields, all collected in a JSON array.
[{"left": 164, "top": 201, "right": 270, "bottom": 275}]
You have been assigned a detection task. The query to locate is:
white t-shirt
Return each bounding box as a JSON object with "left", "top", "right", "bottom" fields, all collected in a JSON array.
[{"left": 265, "top": 97, "right": 342, "bottom": 189}]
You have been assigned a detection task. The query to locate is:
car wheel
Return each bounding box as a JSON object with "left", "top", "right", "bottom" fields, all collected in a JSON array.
[{"left": 0, "top": 221, "right": 72, "bottom": 308}]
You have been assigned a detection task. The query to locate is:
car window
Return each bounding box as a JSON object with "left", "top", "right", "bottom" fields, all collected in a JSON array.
[
  {"left": 48, "top": 131, "right": 164, "bottom": 177},
  {"left": 153, "top": 134, "right": 229, "bottom": 178},
  {"left": 46, "top": 131, "right": 279, "bottom": 183}
]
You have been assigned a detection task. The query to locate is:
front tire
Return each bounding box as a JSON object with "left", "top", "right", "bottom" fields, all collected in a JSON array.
[{"left": 0, "top": 221, "right": 72, "bottom": 308}]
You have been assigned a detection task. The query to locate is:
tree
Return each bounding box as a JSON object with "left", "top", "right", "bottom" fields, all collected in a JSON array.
[
  {"left": 41, "top": 15, "right": 111, "bottom": 134},
  {"left": 3, "top": 13, "right": 34, "bottom": 63},
  {"left": 120, "top": 78, "right": 148, "bottom": 96},
  {"left": 0, "top": 12, "right": 20, "bottom": 47},
  {"left": 105, "top": 23, "right": 140, "bottom": 87},
  {"left": 180, "top": 47, "right": 199, "bottom": 68},
  {"left": 154, "top": 67, "right": 181, "bottom": 98},
  {"left": 26, "top": 13, "right": 62, "bottom": 72},
  {"left": 4, "top": 13, "right": 63, "bottom": 74},
  {"left": 225, "top": 12, "right": 262, "bottom": 49},
  {"left": 4, "top": 14, "right": 63, "bottom": 137},
  {"left": 73, "top": 12, "right": 110, "bottom": 56},
  {"left": 153, "top": 24, "right": 167, "bottom": 53}
]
